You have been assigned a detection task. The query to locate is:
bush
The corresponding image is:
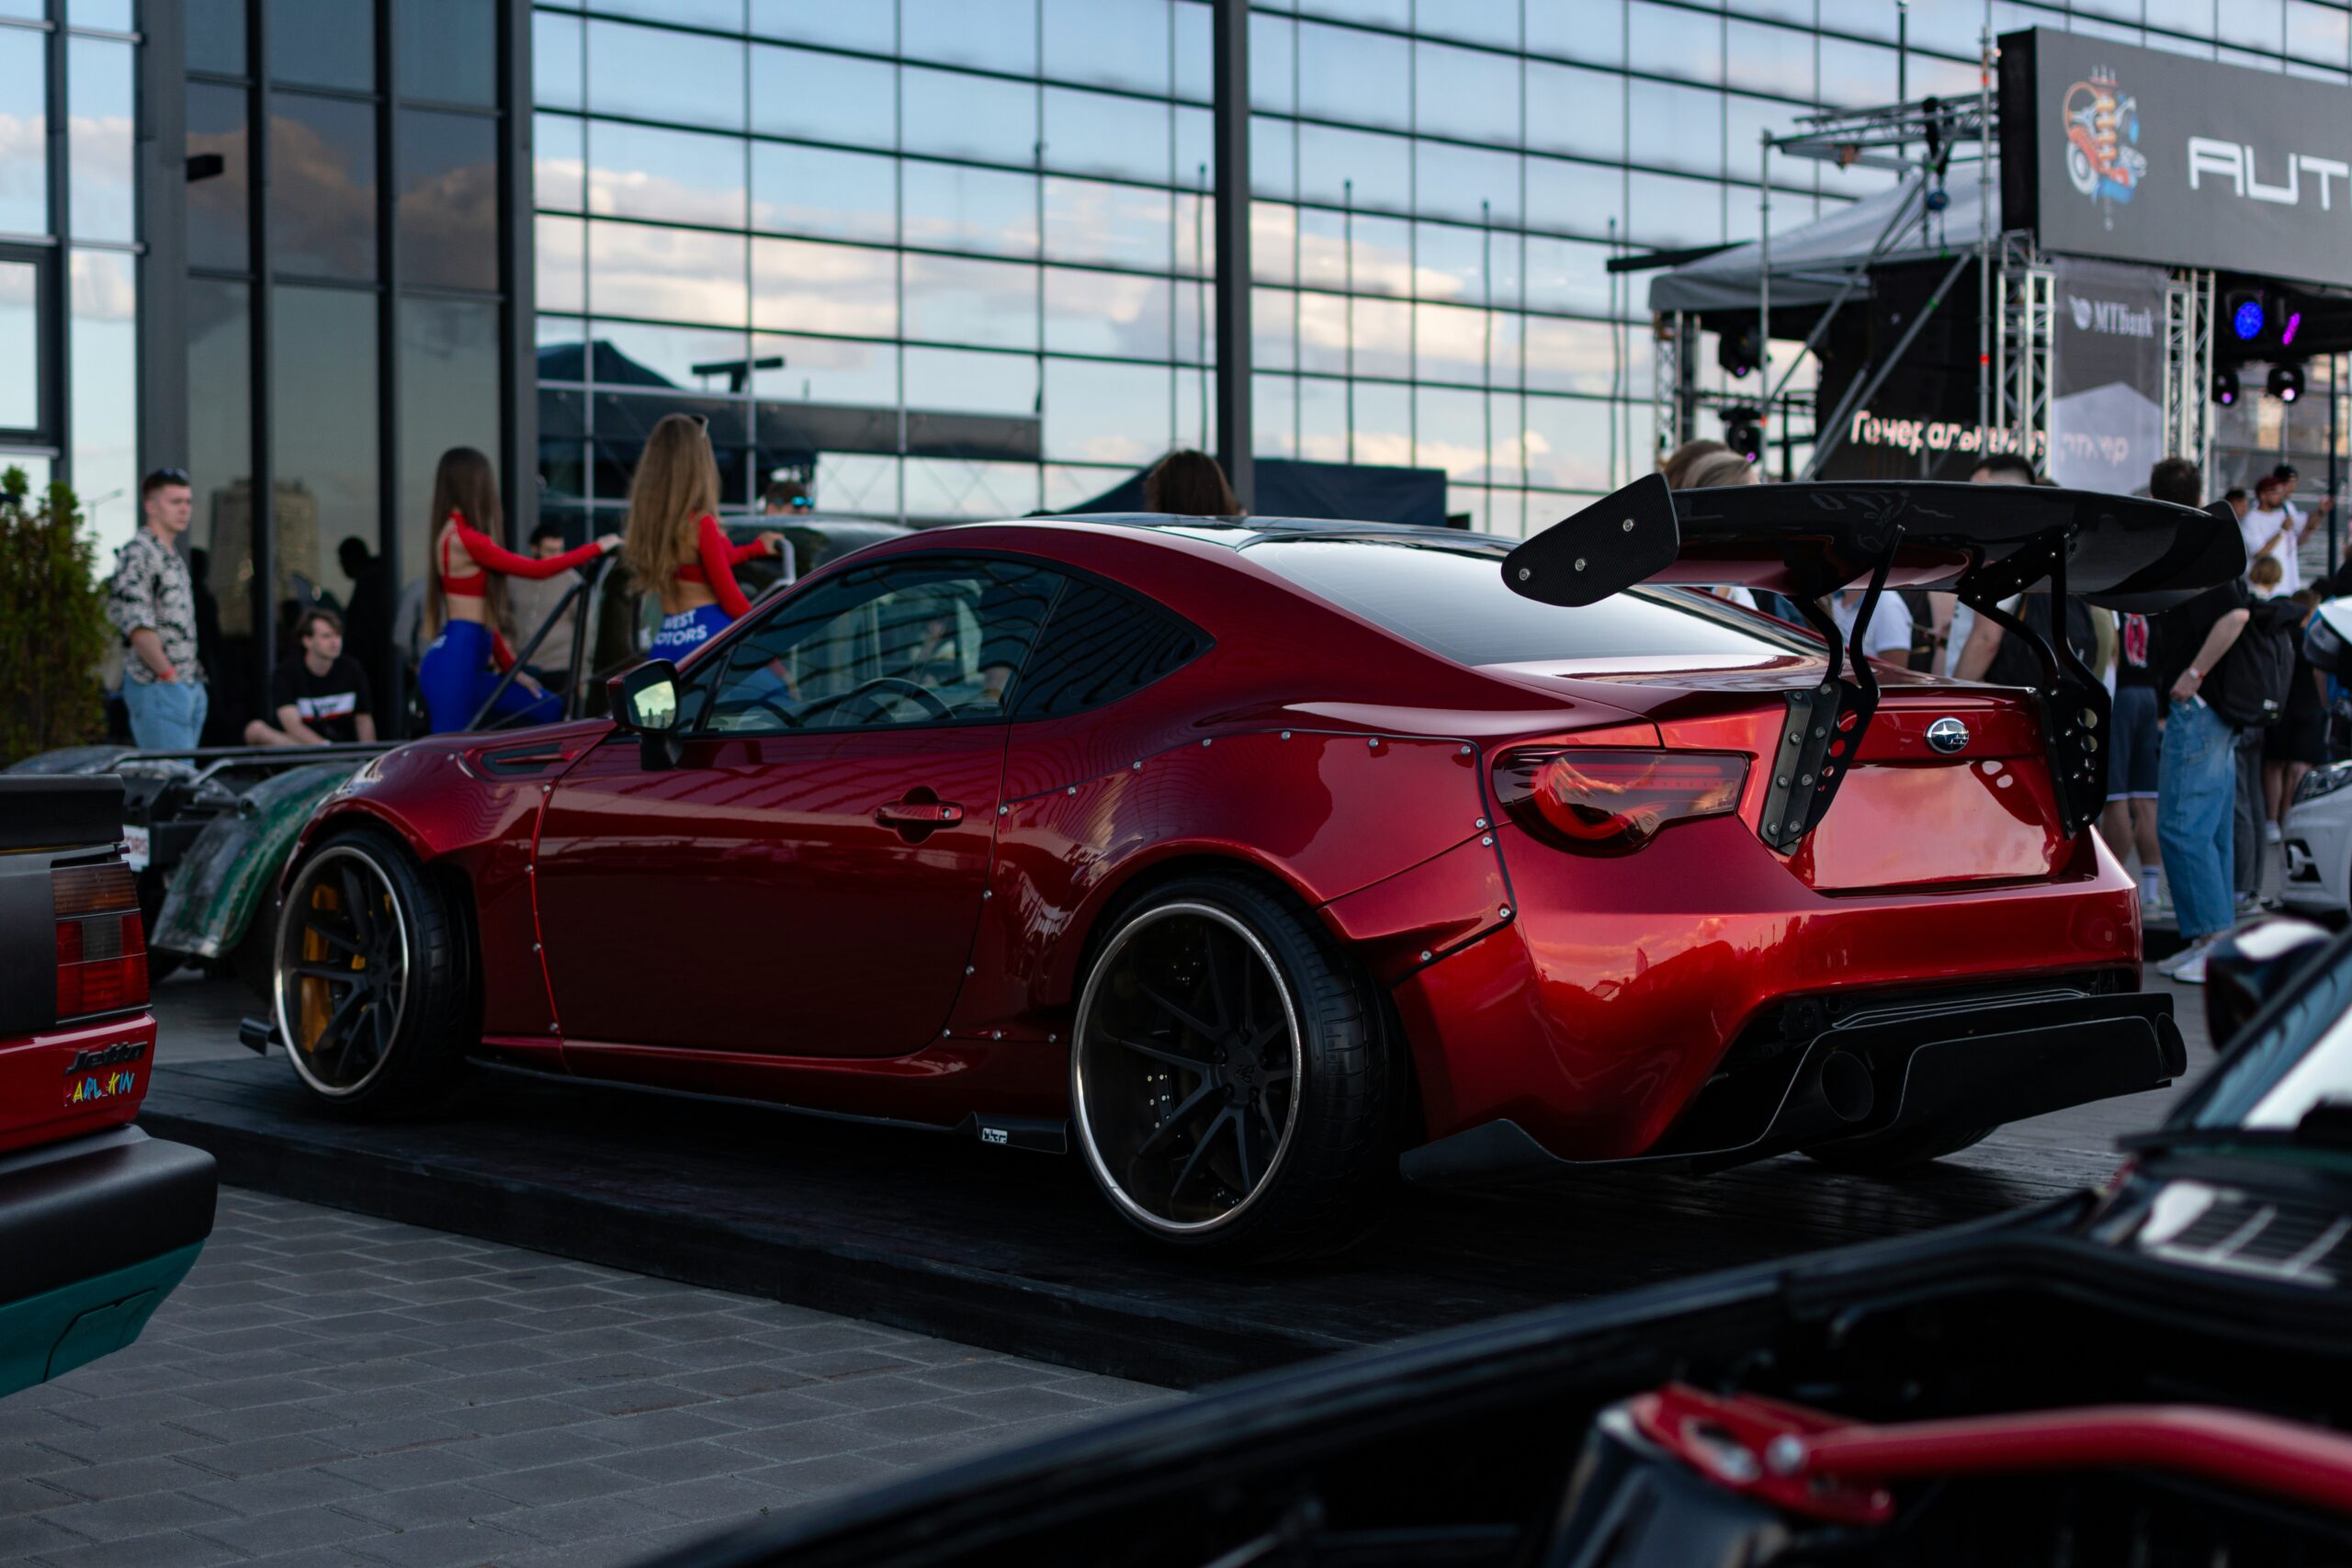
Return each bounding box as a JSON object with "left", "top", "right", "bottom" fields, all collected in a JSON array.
[{"left": 0, "top": 468, "right": 108, "bottom": 767}]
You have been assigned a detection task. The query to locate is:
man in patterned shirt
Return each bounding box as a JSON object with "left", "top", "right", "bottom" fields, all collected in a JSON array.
[{"left": 106, "top": 468, "right": 206, "bottom": 750}]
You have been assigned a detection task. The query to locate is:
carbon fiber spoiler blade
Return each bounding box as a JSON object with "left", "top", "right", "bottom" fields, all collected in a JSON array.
[
  {"left": 1502, "top": 476, "right": 2242, "bottom": 612},
  {"left": 1501, "top": 477, "right": 2245, "bottom": 851}
]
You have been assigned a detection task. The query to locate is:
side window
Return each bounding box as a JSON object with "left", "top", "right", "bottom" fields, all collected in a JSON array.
[
  {"left": 694, "top": 558, "right": 1056, "bottom": 735},
  {"left": 1009, "top": 578, "right": 1208, "bottom": 720}
]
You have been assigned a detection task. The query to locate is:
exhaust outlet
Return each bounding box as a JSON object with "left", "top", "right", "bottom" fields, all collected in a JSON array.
[{"left": 1816, "top": 1049, "right": 1876, "bottom": 1123}]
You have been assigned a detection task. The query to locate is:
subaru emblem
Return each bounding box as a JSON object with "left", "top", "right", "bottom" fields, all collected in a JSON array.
[{"left": 1926, "top": 716, "right": 1971, "bottom": 755}]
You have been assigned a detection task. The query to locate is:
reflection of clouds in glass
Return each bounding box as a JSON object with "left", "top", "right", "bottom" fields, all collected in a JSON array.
[
  {"left": 591, "top": 220, "right": 748, "bottom": 325},
  {"left": 1045, "top": 267, "right": 1172, "bottom": 360},
  {"left": 752, "top": 236, "right": 897, "bottom": 338},
  {"left": 0, "top": 110, "right": 46, "bottom": 235},
  {"left": 901, "top": 163, "right": 1038, "bottom": 256},
  {"left": 71, "top": 251, "right": 139, "bottom": 557},
  {"left": 588, "top": 120, "right": 745, "bottom": 228},
  {"left": 0, "top": 260, "right": 35, "bottom": 429},
  {"left": 67, "top": 114, "right": 135, "bottom": 242},
  {"left": 1045, "top": 178, "right": 1172, "bottom": 270},
  {"left": 538, "top": 215, "right": 584, "bottom": 315},
  {"left": 399, "top": 152, "right": 499, "bottom": 292},
  {"left": 270, "top": 103, "right": 377, "bottom": 277},
  {"left": 903, "top": 254, "right": 1037, "bottom": 350}
]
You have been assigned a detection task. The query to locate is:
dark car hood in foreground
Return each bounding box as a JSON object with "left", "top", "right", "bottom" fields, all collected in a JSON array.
[{"left": 640, "top": 1184, "right": 2352, "bottom": 1567}]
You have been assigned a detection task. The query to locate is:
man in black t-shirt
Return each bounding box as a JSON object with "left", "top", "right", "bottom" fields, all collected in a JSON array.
[{"left": 245, "top": 608, "right": 377, "bottom": 746}]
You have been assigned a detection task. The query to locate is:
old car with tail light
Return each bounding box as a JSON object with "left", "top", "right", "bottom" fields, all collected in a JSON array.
[{"left": 0, "top": 776, "right": 215, "bottom": 1398}]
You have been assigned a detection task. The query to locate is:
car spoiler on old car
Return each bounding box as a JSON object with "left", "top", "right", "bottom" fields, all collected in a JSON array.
[{"left": 1504, "top": 477, "right": 2245, "bottom": 850}]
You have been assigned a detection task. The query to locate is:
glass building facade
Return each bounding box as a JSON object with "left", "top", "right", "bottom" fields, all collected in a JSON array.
[
  {"left": 175, "top": 0, "right": 525, "bottom": 738},
  {"left": 526, "top": 0, "right": 2352, "bottom": 542},
  {"left": 7, "top": 1, "right": 2352, "bottom": 736},
  {"left": 0, "top": 0, "right": 145, "bottom": 556}
]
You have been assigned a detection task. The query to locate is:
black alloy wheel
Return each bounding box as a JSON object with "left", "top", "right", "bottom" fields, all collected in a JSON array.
[
  {"left": 1072, "top": 875, "right": 1395, "bottom": 1259},
  {"left": 273, "top": 834, "right": 469, "bottom": 1115}
]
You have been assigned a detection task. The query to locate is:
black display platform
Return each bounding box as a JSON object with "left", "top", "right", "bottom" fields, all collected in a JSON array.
[{"left": 139, "top": 1047, "right": 2138, "bottom": 1390}]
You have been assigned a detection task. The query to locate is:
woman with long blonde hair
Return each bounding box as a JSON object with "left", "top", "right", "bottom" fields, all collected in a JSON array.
[
  {"left": 417, "top": 446, "right": 618, "bottom": 733},
  {"left": 621, "top": 413, "right": 786, "bottom": 660}
]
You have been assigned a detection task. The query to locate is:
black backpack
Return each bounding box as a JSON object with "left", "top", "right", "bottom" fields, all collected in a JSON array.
[
  {"left": 2203, "top": 596, "right": 2301, "bottom": 729},
  {"left": 1982, "top": 593, "right": 2098, "bottom": 692}
]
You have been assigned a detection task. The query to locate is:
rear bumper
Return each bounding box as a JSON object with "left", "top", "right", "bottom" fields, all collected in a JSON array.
[
  {"left": 1400, "top": 989, "right": 2182, "bottom": 1185},
  {"left": 0, "top": 1125, "right": 217, "bottom": 1394},
  {"left": 2279, "top": 794, "right": 2352, "bottom": 915}
]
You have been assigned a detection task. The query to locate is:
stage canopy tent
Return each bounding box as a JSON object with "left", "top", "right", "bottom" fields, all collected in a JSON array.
[{"left": 1648, "top": 165, "right": 1996, "bottom": 320}]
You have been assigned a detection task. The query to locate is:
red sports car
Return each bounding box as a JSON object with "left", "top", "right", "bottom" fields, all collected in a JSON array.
[{"left": 269, "top": 479, "right": 2230, "bottom": 1258}]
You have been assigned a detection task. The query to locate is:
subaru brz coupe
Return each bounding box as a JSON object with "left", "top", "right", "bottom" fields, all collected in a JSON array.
[{"left": 268, "top": 478, "right": 2236, "bottom": 1258}]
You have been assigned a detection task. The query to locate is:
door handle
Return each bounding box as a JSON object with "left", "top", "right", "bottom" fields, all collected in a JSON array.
[{"left": 876, "top": 800, "right": 965, "bottom": 827}]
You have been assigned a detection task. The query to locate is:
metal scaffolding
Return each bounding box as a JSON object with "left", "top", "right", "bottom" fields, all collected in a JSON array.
[
  {"left": 2164, "top": 267, "right": 2217, "bottom": 480},
  {"left": 1993, "top": 231, "right": 2055, "bottom": 469}
]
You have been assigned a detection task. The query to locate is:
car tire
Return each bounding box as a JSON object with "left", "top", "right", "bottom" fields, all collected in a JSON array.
[
  {"left": 273, "top": 831, "right": 470, "bottom": 1118},
  {"left": 1802, "top": 1122, "right": 1994, "bottom": 1174},
  {"left": 1070, "top": 873, "right": 1394, "bottom": 1262}
]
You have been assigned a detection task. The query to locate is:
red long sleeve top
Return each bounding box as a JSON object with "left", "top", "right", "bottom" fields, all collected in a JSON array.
[
  {"left": 672, "top": 513, "right": 767, "bottom": 620},
  {"left": 438, "top": 513, "right": 606, "bottom": 669}
]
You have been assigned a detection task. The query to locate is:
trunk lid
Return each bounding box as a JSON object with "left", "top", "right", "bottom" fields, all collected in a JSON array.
[{"left": 1492, "top": 654, "right": 2075, "bottom": 892}]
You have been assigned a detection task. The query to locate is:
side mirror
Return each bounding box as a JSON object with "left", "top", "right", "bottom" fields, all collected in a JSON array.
[
  {"left": 2203, "top": 915, "right": 2334, "bottom": 1048},
  {"left": 607, "top": 660, "right": 684, "bottom": 769}
]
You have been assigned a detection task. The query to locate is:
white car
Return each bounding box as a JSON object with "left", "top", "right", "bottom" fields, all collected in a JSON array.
[{"left": 2282, "top": 759, "right": 2352, "bottom": 916}]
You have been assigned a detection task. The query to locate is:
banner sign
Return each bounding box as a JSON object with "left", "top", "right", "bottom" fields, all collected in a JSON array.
[
  {"left": 2047, "top": 257, "right": 2168, "bottom": 491},
  {"left": 2000, "top": 28, "right": 2352, "bottom": 288}
]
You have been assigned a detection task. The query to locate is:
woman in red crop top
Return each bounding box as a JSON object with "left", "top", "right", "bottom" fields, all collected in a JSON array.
[
  {"left": 417, "top": 446, "right": 619, "bottom": 734},
  {"left": 618, "top": 414, "right": 786, "bottom": 660}
]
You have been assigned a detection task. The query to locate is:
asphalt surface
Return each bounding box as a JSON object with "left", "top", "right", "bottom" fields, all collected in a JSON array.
[{"left": 21, "top": 964, "right": 2209, "bottom": 1568}]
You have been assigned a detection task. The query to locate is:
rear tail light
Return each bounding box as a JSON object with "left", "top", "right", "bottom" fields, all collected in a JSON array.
[
  {"left": 1494, "top": 749, "right": 1748, "bottom": 856},
  {"left": 53, "top": 863, "right": 149, "bottom": 1021}
]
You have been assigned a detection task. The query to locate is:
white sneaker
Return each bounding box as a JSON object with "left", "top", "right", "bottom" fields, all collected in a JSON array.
[
  {"left": 2171, "top": 948, "right": 2209, "bottom": 984},
  {"left": 2265, "top": 821, "right": 2284, "bottom": 844},
  {"left": 2155, "top": 939, "right": 2206, "bottom": 978}
]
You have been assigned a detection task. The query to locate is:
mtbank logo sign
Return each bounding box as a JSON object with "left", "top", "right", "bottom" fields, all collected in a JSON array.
[{"left": 2066, "top": 293, "right": 2156, "bottom": 337}]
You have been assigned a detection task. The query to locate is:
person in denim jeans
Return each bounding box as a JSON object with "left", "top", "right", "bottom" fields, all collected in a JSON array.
[
  {"left": 2153, "top": 580, "right": 2252, "bottom": 983},
  {"left": 106, "top": 469, "right": 207, "bottom": 751}
]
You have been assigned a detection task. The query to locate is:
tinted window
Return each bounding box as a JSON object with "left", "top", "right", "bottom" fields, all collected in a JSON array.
[
  {"left": 1246, "top": 538, "right": 1797, "bottom": 667},
  {"left": 695, "top": 558, "right": 1055, "bottom": 735},
  {"left": 1012, "top": 578, "right": 1205, "bottom": 719}
]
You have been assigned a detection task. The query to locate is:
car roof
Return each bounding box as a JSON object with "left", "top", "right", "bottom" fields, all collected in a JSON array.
[{"left": 978, "top": 513, "right": 1514, "bottom": 555}]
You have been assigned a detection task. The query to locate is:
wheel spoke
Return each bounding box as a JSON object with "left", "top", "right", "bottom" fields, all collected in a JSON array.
[
  {"left": 336, "top": 865, "right": 374, "bottom": 945},
  {"left": 293, "top": 962, "right": 364, "bottom": 985},
  {"left": 1135, "top": 1081, "right": 1219, "bottom": 1156},
  {"left": 1138, "top": 982, "right": 1220, "bottom": 1044},
  {"left": 1227, "top": 1105, "right": 1255, "bottom": 1193},
  {"left": 1200, "top": 929, "right": 1235, "bottom": 1033},
  {"left": 314, "top": 982, "right": 369, "bottom": 1055},
  {"left": 1101, "top": 1032, "right": 1213, "bottom": 1074},
  {"left": 1168, "top": 1108, "right": 1231, "bottom": 1199},
  {"left": 303, "top": 920, "right": 363, "bottom": 957},
  {"left": 1255, "top": 1092, "right": 1284, "bottom": 1145}
]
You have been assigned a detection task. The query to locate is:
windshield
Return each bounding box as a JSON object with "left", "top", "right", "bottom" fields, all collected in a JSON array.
[
  {"left": 2173, "top": 931, "right": 2352, "bottom": 1136},
  {"left": 1244, "top": 536, "right": 1804, "bottom": 668}
]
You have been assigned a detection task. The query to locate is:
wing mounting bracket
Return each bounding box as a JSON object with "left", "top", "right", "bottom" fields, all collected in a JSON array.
[
  {"left": 1758, "top": 525, "right": 1903, "bottom": 852},
  {"left": 1957, "top": 526, "right": 2109, "bottom": 840}
]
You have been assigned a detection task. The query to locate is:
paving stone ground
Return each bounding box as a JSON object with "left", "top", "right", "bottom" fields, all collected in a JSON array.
[{"left": 0, "top": 1189, "right": 1174, "bottom": 1568}]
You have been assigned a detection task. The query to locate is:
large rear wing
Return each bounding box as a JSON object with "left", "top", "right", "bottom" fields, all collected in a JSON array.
[{"left": 1503, "top": 478, "right": 2244, "bottom": 850}]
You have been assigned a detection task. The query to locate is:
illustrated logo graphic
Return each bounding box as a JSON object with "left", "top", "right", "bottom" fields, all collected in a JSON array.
[
  {"left": 1926, "top": 716, "right": 1971, "bottom": 755},
  {"left": 2062, "top": 70, "right": 2147, "bottom": 225}
]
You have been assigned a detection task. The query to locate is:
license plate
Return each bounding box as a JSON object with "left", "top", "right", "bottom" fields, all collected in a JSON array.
[{"left": 122, "top": 825, "right": 150, "bottom": 872}]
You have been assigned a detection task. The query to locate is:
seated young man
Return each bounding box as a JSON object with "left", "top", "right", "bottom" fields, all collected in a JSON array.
[{"left": 245, "top": 608, "right": 378, "bottom": 746}]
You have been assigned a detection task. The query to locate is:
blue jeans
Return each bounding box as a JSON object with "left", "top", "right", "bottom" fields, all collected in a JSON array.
[
  {"left": 2157, "top": 697, "right": 2237, "bottom": 942},
  {"left": 120, "top": 678, "right": 209, "bottom": 751}
]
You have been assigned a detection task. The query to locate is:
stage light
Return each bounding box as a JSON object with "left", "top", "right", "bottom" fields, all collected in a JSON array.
[
  {"left": 1717, "top": 327, "right": 1758, "bottom": 380},
  {"left": 2213, "top": 367, "right": 2239, "bottom": 406},
  {"left": 1723, "top": 405, "right": 1763, "bottom": 462},
  {"left": 2269, "top": 364, "right": 2305, "bottom": 403},
  {"left": 2229, "top": 290, "right": 2267, "bottom": 341}
]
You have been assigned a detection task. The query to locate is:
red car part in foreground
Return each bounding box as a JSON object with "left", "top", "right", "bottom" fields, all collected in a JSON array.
[
  {"left": 0, "top": 777, "right": 216, "bottom": 1396},
  {"left": 267, "top": 479, "right": 2227, "bottom": 1258}
]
